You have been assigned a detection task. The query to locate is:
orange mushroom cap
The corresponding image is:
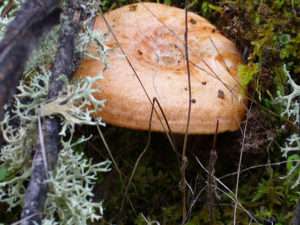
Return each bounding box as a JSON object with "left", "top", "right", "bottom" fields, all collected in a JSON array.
[{"left": 75, "top": 2, "right": 247, "bottom": 134}]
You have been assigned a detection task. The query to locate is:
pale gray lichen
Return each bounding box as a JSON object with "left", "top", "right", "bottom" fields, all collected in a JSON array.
[
  {"left": 0, "top": 71, "right": 110, "bottom": 219},
  {"left": 0, "top": 17, "right": 11, "bottom": 39},
  {"left": 76, "top": 26, "right": 111, "bottom": 66},
  {"left": 0, "top": 1, "right": 112, "bottom": 223},
  {"left": 40, "top": 74, "right": 105, "bottom": 136},
  {"left": 0, "top": 73, "right": 49, "bottom": 210},
  {"left": 78, "top": 0, "right": 101, "bottom": 21},
  {"left": 275, "top": 65, "right": 300, "bottom": 188},
  {"left": 0, "top": 0, "right": 21, "bottom": 42},
  {"left": 41, "top": 219, "right": 59, "bottom": 225},
  {"left": 26, "top": 27, "right": 60, "bottom": 73},
  {"left": 280, "top": 133, "right": 300, "bottom": 188},
  {"left": 276, "top": 65, "right": 300, "bottom": 124},
  {"left": 44, "top": 136, "right": 111, "bottom": 224},
  {"left": 281, "top": 134, "right": 300, "bottom": 158}
]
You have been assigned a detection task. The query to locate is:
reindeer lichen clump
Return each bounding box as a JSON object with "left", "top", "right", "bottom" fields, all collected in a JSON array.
[
  {"left": 0, "top": 71, "right": 111, "bottom": 224},
  {"left": 0, "top": 0, "right": 112, "bottom": 223},
  {"left": 276, "top": 65, "right": 300, "bottom": 188}
]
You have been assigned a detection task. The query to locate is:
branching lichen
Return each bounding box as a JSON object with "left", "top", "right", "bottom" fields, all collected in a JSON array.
[
  {"left": 281, "top": 134, "right": 300, "bottom": 158},
  {"left": 0, "top": 70, "right": 110, "bottom": 222},
  {"left": 0, "top": 1, "right": 111, "bottom": 223},
  {"left": 40, "top": 74, "right": 105, "bottom": 136},
  {"left": 77, "top": 27, "right": 111, "bottom": 66},
  {"left": 0, "top": 72, "right": 50, "bottom": 210},
  {"left": 276, "top": 65, "right": 300, "bottom": 125},
  {"left": 276, "top": 65, "right": 300, "bottom": 188},
  {"left": 45, "top": 136, "right": 111, "bottom": 224},
  {"left": 26, "top": 27, "right": 60, "bottom": 73}
]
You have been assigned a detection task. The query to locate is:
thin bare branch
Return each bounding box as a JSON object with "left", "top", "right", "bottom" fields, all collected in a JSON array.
[
  {"left": 180, "top": 1, "right": 192, "bottom": 223},
  {"left": 20, "top": 1, "right": 82, "bottom": 224},
  {"left": 219, "top": 159, "right": 300, "bottom": 180},
  {"left": 233, "top": 103, "right": 253, "bottom": 225},
  {"left": 207, "top": 121, "right": 219, "bottom": 225},
  {"left": 195, "top": 156, "right": 259, "bottom": 223},
  {"left": 120, "top": 97, "right": 178, "bottom": 212}
]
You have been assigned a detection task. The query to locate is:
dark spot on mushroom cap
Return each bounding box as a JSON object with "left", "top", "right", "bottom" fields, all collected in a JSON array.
[
  {"left": 75, "top": 3, "right": 246, "bottom": 134},
  {"left": 129, "top": 5, "right": 137, "bottom": 11},
  {"left": 137, "top": 49, "right": 143, "bottom": 55},
  {"left": 212, "top": 28, "right": 216, "bottom": 33},
  {"left": 189, "top": 18, "right": 197, "bottom": 24},
  {"left": 218, "top": 90, "right": 225, "bottom": 99}
]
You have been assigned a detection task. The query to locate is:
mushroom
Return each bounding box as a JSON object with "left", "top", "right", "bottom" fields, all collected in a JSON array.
[{"left": 75, "top": 2, "right": 247, "bottom": 134}]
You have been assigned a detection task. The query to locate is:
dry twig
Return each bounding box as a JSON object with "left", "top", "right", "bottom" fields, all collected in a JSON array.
[
  {"left": 180, "top": 0, "right": 192, "bottom": 223},
  {"left": 207, "top": 121, "right": 219, "bottom": 225},
  {"left": 20, "top": 1, "right": 82, "bottom": 224},
  {"left": 233, "top": 103, "right": 253, "bottom": 225}
]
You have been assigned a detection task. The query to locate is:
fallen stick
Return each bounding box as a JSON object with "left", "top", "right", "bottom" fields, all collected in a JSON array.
[{"left": 20, "top": 1, "right": 82, "bottom": 224}]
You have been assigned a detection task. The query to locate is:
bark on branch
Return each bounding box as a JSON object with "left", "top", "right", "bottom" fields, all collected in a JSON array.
[
  {"left": 20, "top": 1, "right": 82, "bottom": 224},
  {"left": 0, "top": 0, "right": 60, "bottom": 122}
]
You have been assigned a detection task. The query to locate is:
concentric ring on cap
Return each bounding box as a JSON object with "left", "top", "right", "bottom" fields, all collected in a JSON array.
[{"left": 75, "top": 2, "right": 247, "bottom": 134}]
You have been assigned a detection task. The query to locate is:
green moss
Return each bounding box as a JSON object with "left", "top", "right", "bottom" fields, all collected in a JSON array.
[
  {"left": 94, "top": 1, "right": 300, "bottom": 224},
  {"left": 238, "top": 63, "right": 259, "bottom": 89},
  {"left": 2, "top": 0, "right": 300, "bottom": 224}
]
